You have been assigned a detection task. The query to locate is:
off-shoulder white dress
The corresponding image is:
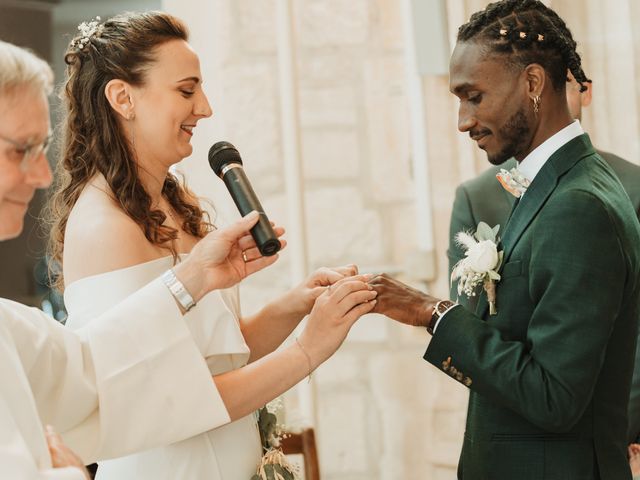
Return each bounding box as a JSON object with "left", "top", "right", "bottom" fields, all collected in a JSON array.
[{"left": 64, "top": 256, "right": 262, "bottom": 480}]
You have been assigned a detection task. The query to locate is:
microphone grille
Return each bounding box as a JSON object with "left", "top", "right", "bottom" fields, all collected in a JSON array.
[{"left": 208, "top": 141, "right": 243, "bottom": 176}]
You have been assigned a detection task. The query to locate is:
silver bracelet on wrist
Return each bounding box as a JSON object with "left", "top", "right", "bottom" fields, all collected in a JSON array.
[{"left": 161, "top": 269, "right": 196, "bottom": 312}]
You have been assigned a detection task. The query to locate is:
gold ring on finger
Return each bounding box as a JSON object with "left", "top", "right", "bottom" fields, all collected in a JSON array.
[{"left": 242, "top": 251, "right": 249, "bottom": 263}]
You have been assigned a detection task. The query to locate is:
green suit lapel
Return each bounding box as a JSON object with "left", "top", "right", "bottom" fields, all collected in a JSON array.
[
  {"left": 501, "top": 134, "right": 595, "bottom": 263},
  {"left": 475, "top": 134, "right": 596, "bottom": 319},
  {"left": 500, "top": 166, "right": 557, "bottom": 263}
]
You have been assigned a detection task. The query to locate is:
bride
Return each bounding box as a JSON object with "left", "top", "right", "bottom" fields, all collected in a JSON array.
[{"left": 47, "top": 11, "right": 377, "bottom": 480}]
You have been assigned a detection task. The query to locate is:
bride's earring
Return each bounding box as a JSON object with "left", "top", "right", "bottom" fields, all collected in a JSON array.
[{"left": 128, "top": 112, "right": 135, "bottom": 149}]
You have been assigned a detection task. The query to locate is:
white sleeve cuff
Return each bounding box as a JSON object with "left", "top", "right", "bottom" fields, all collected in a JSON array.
[{"left": 38, "top": 467, "right": 87, "bottom": 480}]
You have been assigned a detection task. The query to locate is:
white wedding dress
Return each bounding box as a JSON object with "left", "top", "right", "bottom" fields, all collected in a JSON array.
[{"left": 64, "top": 256, "right": 262, "bottom": 480}]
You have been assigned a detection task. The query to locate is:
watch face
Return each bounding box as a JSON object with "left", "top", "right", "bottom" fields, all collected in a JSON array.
[
  {"left": 429, "top": 301, "right": 456, "bottom": 334},
  {"left": 438, "top": 301, "right": 454, "bottom": 315}
]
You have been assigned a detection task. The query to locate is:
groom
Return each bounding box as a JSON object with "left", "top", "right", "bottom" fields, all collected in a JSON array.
[{"left": 371, "top": 1, "right": 640, "bottom": 479}]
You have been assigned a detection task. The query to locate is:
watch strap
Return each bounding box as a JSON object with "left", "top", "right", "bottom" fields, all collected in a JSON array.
[
  {"left": 427, "top": 300, "right": 456, "bottom": 335},
  {"left": 161, "top": 269, "right": 196, "bottom": 312}
]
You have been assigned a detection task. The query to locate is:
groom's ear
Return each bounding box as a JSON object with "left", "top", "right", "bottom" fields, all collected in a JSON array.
[
  {"left": 104, "top": 79, "right": 134, "bottom": 120},
  {"left": 524, "top": 63, "right": 546, "bottom": 98}
]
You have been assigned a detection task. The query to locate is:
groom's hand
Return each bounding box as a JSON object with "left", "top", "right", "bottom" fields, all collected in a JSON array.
[{"left": 368, "top": 273, "right": 439, "bottom": 328}]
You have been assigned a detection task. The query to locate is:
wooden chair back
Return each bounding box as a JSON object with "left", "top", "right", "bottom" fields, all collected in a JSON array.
[{"left": 280, "top": 428, "right": 320, "bottom": 480}]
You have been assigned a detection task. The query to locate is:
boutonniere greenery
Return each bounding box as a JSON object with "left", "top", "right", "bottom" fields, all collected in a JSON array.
[
  {"left": 451, "top": 222, "right": 503, "bottom": 315},
  {"left": 251, "top": 400, "right": 300, "bottom": 480}
]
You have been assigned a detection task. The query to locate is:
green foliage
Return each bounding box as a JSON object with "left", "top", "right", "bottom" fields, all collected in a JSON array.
[
  {"left": 475, "top": 221, "right": 499, "bottom": 242},
  {"left": 257, "top": 406, "right": 278, "bottom": 451},
  {"left": 251, "top": 464, "right": 296, "bottom": 480}
]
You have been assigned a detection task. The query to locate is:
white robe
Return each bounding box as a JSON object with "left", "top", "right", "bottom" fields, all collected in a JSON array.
[
  {"left": 0, "top": 278, "right": 231, "bottom": 479},
  {"left": 64, "top": 256, "right": 262, "bottom": 480}
]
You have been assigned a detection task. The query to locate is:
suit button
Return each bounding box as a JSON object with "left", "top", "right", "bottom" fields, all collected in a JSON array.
[{"left": 442, "top": 356, "right": 452, "bottom": 372}]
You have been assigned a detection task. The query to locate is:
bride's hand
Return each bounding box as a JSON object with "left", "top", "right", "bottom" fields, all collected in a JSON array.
[
  {"left": 285, "top": 264, "right": 359, "bottom": 318},
  {"left": 174, "top": 211, "right": 286, "bottom": 300},
  {"left": 298, "top": 275, "right": 377, "bottom": 366}
]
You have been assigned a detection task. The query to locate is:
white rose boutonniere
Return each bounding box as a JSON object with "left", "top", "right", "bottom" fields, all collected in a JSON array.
[{"left": 451, "top": 222, "right": 504, "bottom": 315}]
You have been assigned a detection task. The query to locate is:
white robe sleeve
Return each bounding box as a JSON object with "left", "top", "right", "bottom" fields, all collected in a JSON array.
[
  {"left": 1, "top": 278, "right": 231, "bottom": 463},
  {"left": 33, "top": 469, "right": 86, "bottom": 480},
  {"left": 0, "top": 322, "right": 85, "bottom": 480}
]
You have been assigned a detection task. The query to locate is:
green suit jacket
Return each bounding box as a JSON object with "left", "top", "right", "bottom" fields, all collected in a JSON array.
[
  {"left": 448, "top": 149, "right": 640, "bottom": 444},
  {"left": 435, "top": 134, "right": 640, "bottom": 479}
]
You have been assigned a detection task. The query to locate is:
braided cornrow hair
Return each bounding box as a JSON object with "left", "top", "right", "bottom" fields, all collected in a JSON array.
[
  {"left": 458, "top": 0, "right": 590, "bottom": 92},
  {"left": 46, "top": 11, "right": 213, "bottom": 290}
]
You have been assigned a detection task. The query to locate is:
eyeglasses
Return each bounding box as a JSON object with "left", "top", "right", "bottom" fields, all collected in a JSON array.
[{"left": 0, "top": 132, "right": 52, "bottom": 171}]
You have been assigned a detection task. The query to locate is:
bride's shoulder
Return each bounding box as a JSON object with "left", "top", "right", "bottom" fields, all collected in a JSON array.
[{"left": 63, "top": 183, "right": 162, "bottom": 286}]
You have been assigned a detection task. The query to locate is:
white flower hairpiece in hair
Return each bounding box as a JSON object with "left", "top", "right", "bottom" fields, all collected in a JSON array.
[
  {"left": 451, "top": 222, "right": 504, "bottom": 315},
  {"left": 70, "top": 16, "right": 103, "bottom": 51}
]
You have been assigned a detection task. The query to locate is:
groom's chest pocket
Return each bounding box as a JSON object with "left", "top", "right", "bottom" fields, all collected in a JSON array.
[
  {"left": 500, "top": 259, "right": 523, "bottom": 279},
  {"left": 492, "top": 258, "right": 533, "bottom": 339}
]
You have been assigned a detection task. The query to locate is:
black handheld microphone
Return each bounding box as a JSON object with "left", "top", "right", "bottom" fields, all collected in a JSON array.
[{"left": 208, "top": 141, "right": 281, "bottom": 257}]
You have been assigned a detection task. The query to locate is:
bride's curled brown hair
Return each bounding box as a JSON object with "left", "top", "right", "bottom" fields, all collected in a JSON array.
[{"left": 47, "top": 11, "right": 212, "bottom": 288}]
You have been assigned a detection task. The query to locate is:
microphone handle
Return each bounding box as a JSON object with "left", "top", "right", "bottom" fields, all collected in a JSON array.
[{"left": 221, "top": 166, "right": 281, "bottom": 256}]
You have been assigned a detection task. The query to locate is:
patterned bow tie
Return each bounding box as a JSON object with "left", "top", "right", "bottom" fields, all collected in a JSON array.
[{"left": 495, "top": 168, "right": 531, "bottom": 198}]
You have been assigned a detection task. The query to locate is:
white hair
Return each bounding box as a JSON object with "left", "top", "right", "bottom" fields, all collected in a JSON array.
[{"left": 0, "top": 40, "right": 53, "bottom": 96}]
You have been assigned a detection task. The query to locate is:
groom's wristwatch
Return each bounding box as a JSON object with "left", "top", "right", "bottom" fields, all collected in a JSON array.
[
  {"left": 162, "top": 269, "right": 196, "bottom": 313},
  {"left": 427, "top": 300, "right": 456, "bottom": 335}
]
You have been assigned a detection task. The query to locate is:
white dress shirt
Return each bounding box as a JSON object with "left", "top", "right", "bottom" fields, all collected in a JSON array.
[{"left": 518, "top": 120, "right": 584, "bottom": 185}]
